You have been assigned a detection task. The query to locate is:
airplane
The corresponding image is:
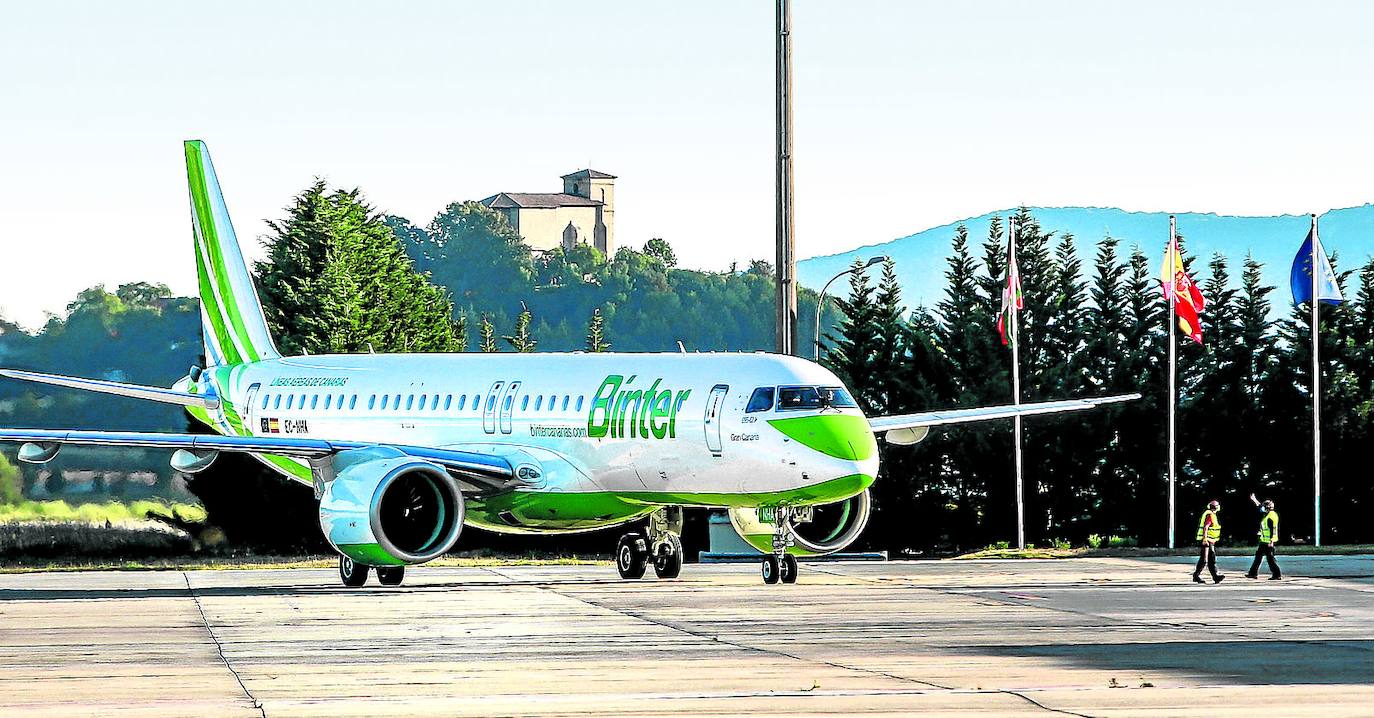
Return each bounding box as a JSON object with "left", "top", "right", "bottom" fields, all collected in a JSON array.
[{"left": 0, "top": 141, "right": 1139, "bottom": 586}]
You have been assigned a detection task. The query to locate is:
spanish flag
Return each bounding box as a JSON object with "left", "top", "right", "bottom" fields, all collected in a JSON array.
[{"left": 1160, "top": 235, "right": 1206, "bottom": 343}]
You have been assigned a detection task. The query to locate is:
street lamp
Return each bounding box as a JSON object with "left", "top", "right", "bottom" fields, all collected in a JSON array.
[{"left": 813, "top": 256, "right": 888, "bottom": 361}]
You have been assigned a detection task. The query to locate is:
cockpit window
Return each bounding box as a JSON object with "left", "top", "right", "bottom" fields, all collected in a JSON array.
[
  {"left": 818, "top": 386, "right": 858, "bottom": 408},
  {"left": 746, "top": 387, "right": 775, "bottom": 413},
  {"left": 778, "top": 385, "right": 858, "bottom": 410},
  {"left": 777, "top": 386, "right": 821, "bottom": 410}
]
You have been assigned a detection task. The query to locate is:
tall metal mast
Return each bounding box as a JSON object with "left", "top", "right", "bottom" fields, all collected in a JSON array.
[{"left": 775, "top": 0, "right": 797, "bottom": 355}]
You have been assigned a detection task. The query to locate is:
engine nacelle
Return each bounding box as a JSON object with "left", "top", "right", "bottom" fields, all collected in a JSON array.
[
  {"left": 318, "top": 448, "right": 464, "bottom": 567},
  {"left": 728, "top": 489, "right": 872, "bottom": 557}
]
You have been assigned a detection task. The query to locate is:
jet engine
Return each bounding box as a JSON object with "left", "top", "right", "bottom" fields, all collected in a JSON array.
[
  {"left": 728, "top": 489, "right": 871, "bottom": 557},
  {"left": 318, "top": 448, "right": 465, "bottom": 567}
]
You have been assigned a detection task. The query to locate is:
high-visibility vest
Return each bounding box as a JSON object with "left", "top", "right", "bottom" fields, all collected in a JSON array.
[
  {"left": 1196, "top": 509, "right": 1221, "bottom": 542},
  {"left": 1259, "top": 510, "right": 1279, "bottom": 543}
]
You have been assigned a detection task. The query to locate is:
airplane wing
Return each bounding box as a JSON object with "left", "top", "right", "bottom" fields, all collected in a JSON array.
[
  {"left": 0, "top": 369, "right": 217, "bottom": 409},
  {"left": 0, "top": 428, "right": 512, "bottom": 481},
  {"left": 870, "top": 393, "right": 1140, "bottom": 445}
]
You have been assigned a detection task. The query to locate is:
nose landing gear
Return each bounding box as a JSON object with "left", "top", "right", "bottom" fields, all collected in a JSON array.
[{"left": 761, "top": 506, "right": 800, "bottom": 584}]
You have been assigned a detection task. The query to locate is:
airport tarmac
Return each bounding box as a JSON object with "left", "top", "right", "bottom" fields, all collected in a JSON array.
[{"left": 1, "top": 554, "right": 1373, "bottom": 717}]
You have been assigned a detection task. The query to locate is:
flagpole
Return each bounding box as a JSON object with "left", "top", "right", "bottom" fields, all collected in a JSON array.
[
  {"left": 1167, "top": 216, "right": 1177, "bottom": 550},
  {"left": 1311, "top": 213, "right": 1321, "bottom": 547},
  {"left": 1010, "top": 216, "right": 1025, "bottom": 550}
]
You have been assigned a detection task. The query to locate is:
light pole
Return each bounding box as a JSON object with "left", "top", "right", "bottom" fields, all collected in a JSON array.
[{"left": 813, "top": 256, "right": 888, "bottom": 361}]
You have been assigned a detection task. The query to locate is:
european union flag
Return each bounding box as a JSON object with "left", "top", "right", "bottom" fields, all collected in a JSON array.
[{"left": 1291, "top": 229, "right": 1344, "bottom": 306}]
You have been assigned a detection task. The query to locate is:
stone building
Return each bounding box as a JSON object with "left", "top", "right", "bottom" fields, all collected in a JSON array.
[{"left": 479, "top": 169, "right": 616, "bottom": 254}]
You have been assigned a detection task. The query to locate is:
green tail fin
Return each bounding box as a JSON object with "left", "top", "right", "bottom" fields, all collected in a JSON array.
[{"left": 184, "top": 140, "right": 280, "bottom": 366}]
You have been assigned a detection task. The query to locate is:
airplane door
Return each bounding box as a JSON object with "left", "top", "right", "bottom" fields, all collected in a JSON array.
[
  {"left": 244, "top": 383, "right": 261, "bottom": 433},
  {"left": 704, "top": 384, "right": 728, "bottom": 456},
  {"left": 500, "top": 381, "right": 521, "bottom": 435},
  {"left": 483, "top": 381, "right": 504, "bottom": 434}
]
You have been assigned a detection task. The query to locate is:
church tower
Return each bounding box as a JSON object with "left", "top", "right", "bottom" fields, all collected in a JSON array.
[{"left": 562, "top": 169, "right": 615, "bottom": 254}]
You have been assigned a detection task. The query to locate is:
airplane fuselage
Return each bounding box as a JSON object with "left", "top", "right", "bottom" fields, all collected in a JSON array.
[{"left": 185, "top": 351, "right": 880, "bottom": 534}]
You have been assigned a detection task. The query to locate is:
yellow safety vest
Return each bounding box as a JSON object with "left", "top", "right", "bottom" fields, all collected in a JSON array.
[
  {"left": 1259, "top": 510, "right": 1278, "bottom": 543},
  {"left": 1196, "top": 509, "right": 1220, "bottom": 542}
]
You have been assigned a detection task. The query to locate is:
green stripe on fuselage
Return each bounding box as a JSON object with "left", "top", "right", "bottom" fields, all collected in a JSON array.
[{"left": 768, "top": 414, "right": 877, "bottom": 461}]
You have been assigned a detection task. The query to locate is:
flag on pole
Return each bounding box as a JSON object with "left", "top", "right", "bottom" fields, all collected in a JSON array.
[
  {"left": 1290, "top": 229, "right": 1344, "bottom": 306},
  {"left": 997, "top": 232, "right": 1024, "bottom": 346},
  {"left": 1160, "top": 234, "right": 1206, "bottom": 343}
]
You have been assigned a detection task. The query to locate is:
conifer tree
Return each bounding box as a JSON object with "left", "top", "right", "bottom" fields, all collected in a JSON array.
[
  {"left": 479, "top": 314, "right": 497, "bottom": 353},
  {"left": 504, "top": 306, "right": 537, "bottom": 352},
  {"left": 823, "top": 259, "right": 881, "bottom": 410},
  {"left": 453, "top": 314, "right": 468, "bottom": 352},
  {"left": 586, "top": 308, "right": 610, "bottom": 352},
  {"left": 256, "top": 181, "right": 458, "bottom": 355}
]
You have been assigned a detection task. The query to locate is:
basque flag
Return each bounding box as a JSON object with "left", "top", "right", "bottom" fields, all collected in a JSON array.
[{"left": 1290, "top": 229, "right": 1344, "bottom": 306}]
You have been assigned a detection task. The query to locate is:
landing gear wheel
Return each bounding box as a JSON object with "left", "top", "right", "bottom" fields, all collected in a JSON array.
[
  {"left": 616, "top": 533, "right": 647, "bottom": 579},
  {"left": 339, "top": 556, "right": 368, "bottom": 587},
  {"left": 780, "top": 554, "right": 799, "bottom": 584},
  {"left": 376, "top": 566, "right": 405, "bottom": 586},
  {"left": 654, "top": 533, "right": 684, "bottom": 579},
  {"left": 761, "top": 554, "right": 780, "bottom": 584}
]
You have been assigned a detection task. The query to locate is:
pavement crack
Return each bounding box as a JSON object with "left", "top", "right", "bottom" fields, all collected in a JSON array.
[{"left": 183, "top": 572, "right": 267, "bottom": 718}]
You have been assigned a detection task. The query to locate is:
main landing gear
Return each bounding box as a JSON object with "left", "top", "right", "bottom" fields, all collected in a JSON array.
[
  {"left": 616, "top": 506, "right": 684, "bottom": 580},
  {"left": 338, "top": 555, "right": 406, "bottom": 587},
  {"left": 761, "top": 506, "right": 800, "bottom": 585}
]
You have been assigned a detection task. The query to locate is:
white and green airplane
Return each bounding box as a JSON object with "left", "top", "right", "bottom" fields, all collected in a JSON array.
[{"left": 0, "top": 141, "right": 1137, "bottom": 586}]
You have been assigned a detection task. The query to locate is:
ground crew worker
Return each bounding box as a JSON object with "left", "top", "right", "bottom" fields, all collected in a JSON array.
[
  {"left": 1245, "top": 493, "right": 1282, "bottom": 580},
  {"left": 1193, "top": 500, "right": 1225, "bottom": 584}
]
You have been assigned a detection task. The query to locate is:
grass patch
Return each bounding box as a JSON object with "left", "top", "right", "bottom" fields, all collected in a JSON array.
[
  {"left": 955, "top": 544, "right": 1374, "bottom": 560},
  {"left": 0, "top": 500, "right": 205, "bottom": 524}
]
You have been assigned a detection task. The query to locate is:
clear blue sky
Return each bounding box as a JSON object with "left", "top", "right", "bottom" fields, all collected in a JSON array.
[{"left": 3, "top": 1, "right": 1373, "bottom": 327}]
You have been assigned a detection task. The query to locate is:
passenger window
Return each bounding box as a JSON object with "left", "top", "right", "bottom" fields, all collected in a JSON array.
[
  {"left": 286, "top": 395, "right": 294, "bottom": 410},
  {"left": 486, "top": 395, "right": 497, "bottom": 412},
  {"left": 457, "top": 395, "right": 466, "bottom": 410},
  {"left": 349, "top": 395, "right": 357, "bottom": 410},
  {"left": 561, "top": 395, "right": 569, "bottom": 411},
  {"left": 417, "top": 395, "right": 427, "bottom": 411},
  {"left": 368, "top": 395, "right": 376, "bottom": 410},
  {"left": 261, "top": 394, "right": 270, "bottom": 410},
  {"left": 576, "top": 396, "right": 584, "bottom": 411},
  {"left": 298, "top": 394, "right": 306, "bottom": 408},
  {"left": 381, "top": 395, "right": 389, "bottom": 410},
  {"left": 337, "top": 393, "right": 344, "bottom": 408},
  {"left": 405, "top": 395, "right": 414, "bottom": 411},
  {"left": 324, "top": 395, "right": 332, "bottom": 410},
  {"left": 444, "top": 395, "right": 452, "bottom": 410},
  {"left": 504, "top": 395, "right": 514, "bottom": 412},
  {"left": 521, "top": 395, "right": 529, "bottom": 411},
  {"left": 535, "top": 396, "right": 543, "bottom": 411},
  {"left": 273, "top": 395, "right": 281, "bottom": 410},
  {"left": 746, "top": 387, "right": 775, "bottom": 413},
  {"left": 310, "top": 395, "right": 319, "bottom": 410},
  {"left": 394, "top": 394, "right": 402, "bottom": 410}
]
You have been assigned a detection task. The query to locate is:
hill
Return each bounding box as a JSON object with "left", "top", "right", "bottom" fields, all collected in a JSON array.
[{"left": 799, "top": 205, "right": 1374, "bottom": 310}]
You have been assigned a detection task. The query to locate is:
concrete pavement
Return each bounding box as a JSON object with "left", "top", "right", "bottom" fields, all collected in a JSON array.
[{"left": 1, "top": 555, "right": 1372, "bottom": 716}]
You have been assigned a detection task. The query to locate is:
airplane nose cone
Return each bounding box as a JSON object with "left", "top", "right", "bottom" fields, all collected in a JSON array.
[{"left": 767, "top": 414, "right": 878, "bottom": 461}]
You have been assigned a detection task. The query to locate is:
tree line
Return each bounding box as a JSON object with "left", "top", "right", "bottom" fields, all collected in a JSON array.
[{"left": 826, "top": 207, "right": 1374, "bottom": 554}]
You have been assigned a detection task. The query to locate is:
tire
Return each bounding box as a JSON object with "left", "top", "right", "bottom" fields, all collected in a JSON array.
[
  {"left": 780, "top": 554, "right": 799, "bottom": 584},
  {"left": 339, "top": 555, "right": 368, "bottom": 587},
  {"left": 761, "top": 555, "right": 780, "bottom": 584},
  {"left": 616, "top": 533, "right": 647, "bottom": 579},
  {"left": 654, "top": 534, "right": 683, "bottom": 579},
  {"left": 376, "top": 566, "right": 405, "bottom": 586}
]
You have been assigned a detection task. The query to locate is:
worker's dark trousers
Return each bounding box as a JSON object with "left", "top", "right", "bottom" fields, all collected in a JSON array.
[
  {"left": 1247, "top": 544, "right": 1281, "bottom": 578},
  {"left": 1194, "top": 544, "right": 1219, "bottom": 579}
]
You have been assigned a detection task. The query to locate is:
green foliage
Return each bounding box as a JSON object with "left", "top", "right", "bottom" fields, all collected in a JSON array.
[
  {"left": 256, "top": 181, "right": 460, "bottom": 354},
  {"left": 479, "top": 315, "right": 497, "bottom": 353},
  {"left": 643, "top": 238, "right": 677, "bottom": 267},
  {"left": 0, "top": 454, "right": 20, "bottom": 505},
  {"left": 504, "top": 307, "right": 537, "bottom": 352},
  {"left": 586, "top": 308, "right": 610, "bottom": 352},
  {"left": 0, "top": 500, "right": 205, "bottom": 523}
]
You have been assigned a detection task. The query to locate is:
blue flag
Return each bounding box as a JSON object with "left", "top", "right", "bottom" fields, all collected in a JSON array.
[{"left": 1291, "top": 229, "right": 1344, "bottom": 306}]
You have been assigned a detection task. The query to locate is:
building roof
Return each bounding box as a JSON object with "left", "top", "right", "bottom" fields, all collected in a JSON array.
[
  {"left": 480, "top": 192, "right": 603, "bottom": 209},
  {"left": 560, "top": 169, "right": 616, "bottom": 180}
]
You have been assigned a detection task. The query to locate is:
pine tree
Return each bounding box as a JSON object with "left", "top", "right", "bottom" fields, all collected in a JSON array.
[
  {"left": 871, "top": 259, "right": 910, "bottom": 416},
  {"left": 822, "top": 259, "right": 881, "bottom": 410},
  {"left": 453, "top": 314, "right": 468, "bottom": 352},
  {"left": 479, "top": 314, "right": 497, "bottom": 353},
  {"left": 586, "top": 308, "right": 610, "bottom": 352},
  {"left": 504, "top": 306, "right": 537, "bottom": 352},
  {"left": 256, "top": 181, "right": 458, "bottom": 355}
]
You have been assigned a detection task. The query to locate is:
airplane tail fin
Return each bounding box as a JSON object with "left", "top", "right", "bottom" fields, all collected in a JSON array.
[{"left": 184, "top": 140, "right": 280, "bottom": 366}]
